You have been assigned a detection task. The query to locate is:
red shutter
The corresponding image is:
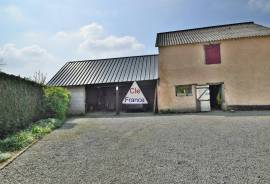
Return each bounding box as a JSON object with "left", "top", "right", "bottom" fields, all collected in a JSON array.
[{"left": 204, "top": 44, "right": 221, "bottom": 64}]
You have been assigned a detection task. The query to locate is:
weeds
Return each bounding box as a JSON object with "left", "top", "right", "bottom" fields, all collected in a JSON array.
[
  {"left": 0, "top": 118, "right": 64, "bottom": 153},
  {"left": 0, "top": 152, "right": 11, "bottom": 163}
]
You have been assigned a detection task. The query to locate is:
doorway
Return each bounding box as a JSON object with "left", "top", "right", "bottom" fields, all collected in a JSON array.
[
  {"left": 209, "top": 84, "right": 222, "bottom": 110},
  {"left": 196, "top": 85, "right": 211, "bottom": 112},
  {"left": 86, "top": 86, "right": 116, "bottom": 112},
  {"left": 85, "top": 81, "right": 157, "bottom": 113}
]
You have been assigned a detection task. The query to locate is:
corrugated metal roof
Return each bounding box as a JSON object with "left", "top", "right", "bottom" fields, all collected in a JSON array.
[
  {"left": 156, "top": 22, "right": 270, "bottom": 47},
  {"left": 47, "top": 55, "right": 158, "bottom": 86}
]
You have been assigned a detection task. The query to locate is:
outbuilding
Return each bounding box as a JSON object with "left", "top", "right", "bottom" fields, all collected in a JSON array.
[
  {"left": 156, "top": 22, "right": 270, "bottom": 112},
  {"left": 48, "top": 21, "right": 270, "bottom": 114},
  {"left": 48, "top": 55, "right": 158, "bottom": 114}
]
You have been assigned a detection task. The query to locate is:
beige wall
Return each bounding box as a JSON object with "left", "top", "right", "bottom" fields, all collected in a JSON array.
[
  {"left": 67, "top": 86, "right": 86, "bottom": 114},
  {"left": 158, "top": 36, "right": 270, "bottom": 111}
]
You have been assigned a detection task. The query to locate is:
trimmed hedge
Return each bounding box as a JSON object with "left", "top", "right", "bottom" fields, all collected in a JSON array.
[{"left": 0, "top": 72, "right": 44, "bottom": 138}]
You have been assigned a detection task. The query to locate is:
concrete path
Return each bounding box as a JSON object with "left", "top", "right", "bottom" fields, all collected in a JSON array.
[{"left": 1, "top": 111, "right": 270, "bottom": 184}]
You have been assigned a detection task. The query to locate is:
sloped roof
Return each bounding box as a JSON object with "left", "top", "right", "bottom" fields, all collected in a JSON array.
[
  {"left": 47, "top": 55, "right": 158, "bottom": 86},
  {"left": 156, "top": 22, "right": 270, "bottom": 47}
]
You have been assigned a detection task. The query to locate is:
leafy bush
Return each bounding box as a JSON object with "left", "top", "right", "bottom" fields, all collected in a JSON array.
[
  {"left": 0, "top": 152, "right": 11, "bottom": 163},
  {"left": 0, "top": 136, "right": 17, "bottom": 152},
  {"left": 0, "top": 118, "right": 64, "bottom": 152},
  {"left": 41, "top": 118, "right": 63, "bottom": 129},
  {"left": 31, "top": 125, "right": 51, "bottom": 138},
  {"left": 0, "top": 131, "right": 34, "bottom": 152},
  {"left": 43, "top": 87, "right": 70, "bottom": 120},
  {"left": 31, "top": 119, "right": 63, "bottom": 138},
  {"left": 15, "top": 131, "right": 35, "bottom": 149}
]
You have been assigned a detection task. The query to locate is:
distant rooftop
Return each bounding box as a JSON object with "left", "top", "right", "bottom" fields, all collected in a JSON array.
[
  {"left": 156, "top": 22, "right": 270, "bottom": 47},
  {"left": 47, "top": 55, "right": 158, "bottom": 86}
]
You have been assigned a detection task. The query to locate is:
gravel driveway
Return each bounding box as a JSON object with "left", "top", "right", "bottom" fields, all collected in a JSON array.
[{"left": 1, "top": 111, "right": 270, "bottom": 184}]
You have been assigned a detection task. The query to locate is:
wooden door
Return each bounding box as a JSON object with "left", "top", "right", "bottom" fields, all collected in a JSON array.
[{"left": 196, "top": 85, "right": 211, "bottom": 112}]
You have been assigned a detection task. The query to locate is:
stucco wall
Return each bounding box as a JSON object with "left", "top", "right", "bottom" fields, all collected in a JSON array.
[
  {"left": 67, "top": 86, "right": 86, "bottom": 114},
  {"left": 158, "top": 36, "right": 270, "bottom": 111}
]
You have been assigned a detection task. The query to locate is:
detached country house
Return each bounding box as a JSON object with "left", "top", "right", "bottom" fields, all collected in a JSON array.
[{"left": 48, "top": 22, "right": 270, "bottom": 114}]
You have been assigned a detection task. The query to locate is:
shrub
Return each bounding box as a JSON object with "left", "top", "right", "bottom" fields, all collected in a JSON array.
[
  {"left": 0, "top": 118, "right": 64, "bottom": 153},
  {"left": 15, "top": 131, "right": 35, "bottom": 149},
  {"left": 31, "top": 125, "right": 51, "bottom": 138},
  {"left": 31, "top": 118, "right": 63, "bottom": 138},
  {"left": 0, "top": 131, "right": 34, "bottom": 152},
  {"left": 46, "top": 118, "right": 64, "bottom": 129},
  {"left": 0, "top": 136, "right": 17, "bottom": 152},
  {"left": 36, "top": 118, "right": 61, "bottom": 129},
  {"left": 43, "top": 87, "right": 70, "bottom": 120},
  {"left": 0, "top": 152, "right": 11, "bottom": 163}
]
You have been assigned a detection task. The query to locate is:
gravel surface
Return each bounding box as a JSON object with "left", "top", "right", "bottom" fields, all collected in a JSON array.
[{"left": 1, "top": 111, "right": 270, "bottom": 184}]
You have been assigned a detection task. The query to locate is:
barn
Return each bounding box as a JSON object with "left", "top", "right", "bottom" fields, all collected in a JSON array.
[
  {"left": 47, "top": 55, "right": 158, "bottom": 114},
  {"left": 156, "top": 22, "right": 270, "bottom": 112},
  {"left": 48, "top": 22, "right": 270, "bottom": 114}
]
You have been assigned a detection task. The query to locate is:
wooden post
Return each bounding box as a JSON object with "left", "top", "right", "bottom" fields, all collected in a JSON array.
[{"left": 116, "top": 85, "right": 120, "bottom": 115}]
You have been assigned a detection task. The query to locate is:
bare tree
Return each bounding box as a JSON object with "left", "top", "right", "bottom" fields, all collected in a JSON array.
[{"left": 32, "top": 70, "right": 47, "bottom": 85}]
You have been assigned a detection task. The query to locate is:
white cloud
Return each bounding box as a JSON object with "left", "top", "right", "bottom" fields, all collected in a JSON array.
[
  {"left": 1, "top": 22, "right": 145, "bottom": 78},
  {"left": 248, "top": 0, "right": 270, "bottom": 13},
  {"left": 55, "top": 22, "right": 145, "bottom": 58},
  {"left": 22, "top": 23, "right": 145, "bottom": 60},
  {"left": 79, "top": 23, "right": 104, "bottom": 39},
  {"left": 79, "top": 35, "right": 144, "bottom": 52},
  {"left": 20, "top": 45, "right": 50, "bottom": 58},
  {"left": 0, "top": 44, "right": 58, "bottom": 78},
  {"left": 0, "top": 44, "right": 55, "bottom": 64},
  {"left": 78, "top": 36, "right": 144, "bottom": 58},
  {"left": 55, "top": 23, "right": 104, "bottom": 40}
]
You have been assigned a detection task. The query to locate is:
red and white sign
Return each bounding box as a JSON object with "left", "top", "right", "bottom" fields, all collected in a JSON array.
[{"left": 122, "top": 81, "right": 148, "bottom": 104}]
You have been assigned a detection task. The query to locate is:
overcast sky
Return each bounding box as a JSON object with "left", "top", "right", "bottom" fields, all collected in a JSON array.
[{"left": 1, "top": 0, "right": 270, "bottom": 80}]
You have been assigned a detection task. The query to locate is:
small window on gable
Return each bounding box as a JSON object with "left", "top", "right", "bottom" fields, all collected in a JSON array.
[
  {"left": 175, "top": 85, "right": 192, "bottom": 96},
  {"left": 204, "top": 44, "right": 221, "bottom": 64}
]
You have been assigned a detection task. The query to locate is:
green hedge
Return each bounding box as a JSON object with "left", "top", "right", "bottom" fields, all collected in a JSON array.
[{"left": 0, "top": 72, "right": 44, "bottom": 138}]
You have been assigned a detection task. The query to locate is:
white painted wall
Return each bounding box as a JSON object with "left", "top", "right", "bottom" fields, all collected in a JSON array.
[{"left": 67, "top": 86, "right": 85, "bottom": 115}]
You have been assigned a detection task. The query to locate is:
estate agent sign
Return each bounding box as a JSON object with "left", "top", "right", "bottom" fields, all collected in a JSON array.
[{"left": 122, "top": 81, "right": 148, "bottom": 104}]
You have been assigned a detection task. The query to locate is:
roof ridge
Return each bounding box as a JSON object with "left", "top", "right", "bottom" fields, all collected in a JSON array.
[
  {"left": 157, "top": 22, "right": 255, "bottom": 35},
  {"left": 68, "top": 54, "right": 158, "bottom": 63},
  {"left": 155, "top": 21, "right": 270, "bottom": 47}
]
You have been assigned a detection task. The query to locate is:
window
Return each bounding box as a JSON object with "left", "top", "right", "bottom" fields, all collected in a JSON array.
[
  {"left": 175, "top": 85, "right": 192, "bottom": 96},
  {"left": 204, "top": 44, "right": 221, "bottom": 64}
]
